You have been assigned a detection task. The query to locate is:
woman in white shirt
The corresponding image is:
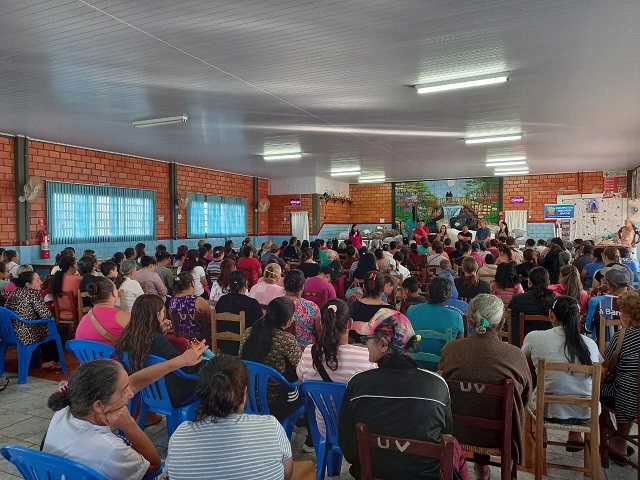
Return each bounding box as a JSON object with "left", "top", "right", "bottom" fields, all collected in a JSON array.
[
  {"left": 522, "top": 295, "right": 602, "bottom": 447},
  {"left": 115, "top": 260, "right": 144, "bottom": 312},
  {"left": 177, "top": 249, "right": 207, "bottom": 298},
  {"left": 297, "top": 298, "right": 376, "bottom": 448},
  {"left": 43, "top": 347, "right": 206, "bottom": 480},
  {"left": 209, "top": 258, "right": 236, "bottom": 302}
]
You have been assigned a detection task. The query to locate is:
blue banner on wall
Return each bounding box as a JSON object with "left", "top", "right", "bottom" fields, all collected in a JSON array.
[{"left": 544, "top": 204, "right": 575, "bottom": 219}]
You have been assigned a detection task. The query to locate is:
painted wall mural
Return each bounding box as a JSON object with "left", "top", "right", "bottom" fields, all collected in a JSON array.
[{"left": 395, "top": 177, "right": 500, "bottom": 231}]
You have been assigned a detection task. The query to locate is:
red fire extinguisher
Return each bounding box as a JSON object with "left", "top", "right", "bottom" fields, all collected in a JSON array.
[{"left": 37, "top": 230, "right": 50, "bottom": 259}]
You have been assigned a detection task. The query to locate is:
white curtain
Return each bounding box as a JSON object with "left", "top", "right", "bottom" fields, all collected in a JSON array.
[
  {"left": 291, "top": 211, "right": 309, "bottom": 242},
  {"left": 505, "top": 210, "right": 528, "bottom": 235}
]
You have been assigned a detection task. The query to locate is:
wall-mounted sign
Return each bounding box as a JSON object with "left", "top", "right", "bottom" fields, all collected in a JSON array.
[
  {"left": 603, "top": 170, "right": 627, "bottom": 198},
  {"left": 290, "top": 198, "right": 301, "bottom": 206},
  {"left": 544, "top": 204, "right": 575, "bottom": 219},
  {"left": 510, "top": 196, "right": 525, "bottom": 204}
]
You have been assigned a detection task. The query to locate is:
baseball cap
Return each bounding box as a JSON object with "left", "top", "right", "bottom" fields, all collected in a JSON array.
[
  {"left": 604, "top": 266, "right": 631, "bottom": 288},
  {"left": 263, "top": 240, "right": 274, "bottom": 251},
  {"left": 270, "top": 243, "right": 280, "bottom": 253},
  {"left": 355, "top": 308, "right": 416, "bottom": 352}
]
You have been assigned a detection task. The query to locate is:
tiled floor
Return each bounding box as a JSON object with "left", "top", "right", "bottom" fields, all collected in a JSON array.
[{"left": 0, "top": 371, "right": 637, "bottom": 480}]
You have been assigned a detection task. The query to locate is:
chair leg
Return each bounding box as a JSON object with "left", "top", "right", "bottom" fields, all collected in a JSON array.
[
  {"left": 524, "top": 412, "right": 534, "bottom": 470},
  {"left": 534, "top": 425, "right": 545, "bottom": 480},
  {"left": 599, "top": 411, "right": 611, "bottom": 468},
  {"left": 55, "top": 337, "right": 67, "bottom": 374},
  {"left": 0, "top": 342, "right": 8, "bottom": 376},
  {"left": 327, "top": 448, "right": 343, "bottom": 477},
  {"left": 17, "top": 345, "right": 34, "bottom": 384},
  {"left": 315, "top": 440, "right": 327, "bottom": 480},
  {"left": 588, "top": 432, "right": 600, "bottom": 480}
]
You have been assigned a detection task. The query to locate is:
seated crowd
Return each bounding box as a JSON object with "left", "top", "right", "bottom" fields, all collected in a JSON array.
[{"left": 1, "top": 225, "right": 640, "bottom": 480}]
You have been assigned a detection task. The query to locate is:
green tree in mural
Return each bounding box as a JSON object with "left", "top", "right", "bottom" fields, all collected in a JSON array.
[{"left": 395, "top": 181, "right": 435, "bottom": 222}]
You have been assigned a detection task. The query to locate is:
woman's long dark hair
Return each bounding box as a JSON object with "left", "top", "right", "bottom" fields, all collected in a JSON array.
[
  {"left": 494, "top": 262, "right": 520, "bottom": 289},
  {"left": 227, "top": 270, "right": 246, "bottom": 300},
  {"left": 363, "top": 270, "right": 385, "bottom": 298},
  {"left": 350, "top": 224, "right": 360, "bottom": 236},
  {"left": 499, "top": 221, "right": 509, "bottom": 236},
  {"left": 51, "top": 256, "right": 76, "bottom": 295},
  {"left": 552, "top": 295, "right": 592, "bottom": 366},
  {"left": 498, "top": 245, "right": 513, "bottom": 262},
  {"left": 216, "top": 258, "right": 236, "bottom": 291},
  {"left": 240, "top": 297, "right": 294, "bottom": 364},
  {"left": 354, "top": 253, "right": 377, "bottom": 280},
  {"left": 317, "top": 299, "right": 350, "bottom": 371},
  {"left": 115, "top": 294, "right": 164, "bottom": 373},
  {"left": 528, "top": 267, "right": 555, "bottom": 310},
  {"left": 181, "top": 249, "right": 199, "bottom": 273},
  {"left": 195, "top": 355, "right": 249, "bottom": 420}
]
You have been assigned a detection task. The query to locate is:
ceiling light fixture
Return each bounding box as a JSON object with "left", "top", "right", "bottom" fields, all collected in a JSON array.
[
  {"left": 358, "top": 177, "right": 386, "bottom": 184},
  {"left": 485, "top": 155, "right": 527, "bottom": 163},
  {"left": 494, "top": 170, "right": 529, "bottom": 176},
  {"left": 465, "top": 134, "right": 522, "bottom": 144},
  {"left": 415, "top": 72, "right": 509, "bottom": 94},
  {"left": 494, "top": 165, "right": 529, "bottom": 172},
  {"left": 132, "top": 115, "right": 188, "bottom": 128},
  {"left": 485, "top": 160, "right": 527, "bottom": 167},
  {"left": 263, "top": 153, "right": 303, "bottom": 161},
  {"left": 331, "top": 170, "right": 361, "bottom": 177}
]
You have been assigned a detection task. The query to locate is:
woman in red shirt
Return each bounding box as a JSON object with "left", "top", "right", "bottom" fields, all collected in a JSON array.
[{"left": 237, "top": 245, "right": 262, "bottom": 287}]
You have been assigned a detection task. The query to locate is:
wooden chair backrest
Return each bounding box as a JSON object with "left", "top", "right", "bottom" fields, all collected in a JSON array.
[
  {"left": 52, "top": 291, "right": 79, "bottom": 328},
  {"left": 302, "top": 289, "right": 326, "bottom": 307},
  {"left": 118, "top": 290, "right": 127, "bottom": 311},
  {"left": 445, "top": 379, "right": 515, "bottom": 461},
  {"left": 426, "top": 266, "right": 439, "bottom": 278},
  {"left": 168, "top": 309, "right": 212, "bottom": 344},
  {"left": 498, "top": 308, "right": 512, "bottom": 344},
  {"left": 77, "top": 290, "right": 91, "bottom": 321},
  {"left": 140, "top": 281, "right": 148, "bottom": 294},
  {"left": 356, "top": 422, "right": 455, "bottom": 480},
  {"left": 598, "top": 318, "right": 625, "bottom": 355},
  {"left": 211, "top": 310, "right": 246, "bottom": 353},
  {"left": 519, "top": 313, "right": 552, "bottom": 347}
]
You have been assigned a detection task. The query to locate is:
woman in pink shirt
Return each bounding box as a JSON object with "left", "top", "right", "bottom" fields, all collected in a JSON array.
[
  {"left": 51, "top": 256, "right": 82, "bottom": 322},
  {"left": 349, "top": 224, "right": 363, "bottom": 250},
  {"left": 248, "top": 263, "right": 286, "bottom": 307},
  {"left": 549, "top": 264, "right": 589, "bottom": 312},
  {"left": 134, "top": 256, "right": 168, "bottom": 301},
  {"left": 75, "top": 277, "right": 130, "bottom": 345}
]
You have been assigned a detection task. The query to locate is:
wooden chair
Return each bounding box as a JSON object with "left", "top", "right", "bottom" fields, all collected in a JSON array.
[
  {"left": 519, "top": 313, "right": 552, "bottom": 347},
  {"left": 302, "top": 289, "right": 326, "bottom": 307},
  {"left": 426, "top": 266, "right": 439, "bottom": 278},
  {"left": 355, "top": 422, "right": 455, "bottom": 480},
  {"left": 445, "top": 379, "right": 516, "bottom": 480},
  {"left": 410, "top": 269, "right": 426, "bottom": 283},
  {"left": 462, "top": 314, "right": 469, "bottom": 338},
  {"left": 140, "top": 282, "right": 148, "bottom": 294},
  {"left": 598, "top": 317, "right": 624, "bottom": 355},
  {"left": 77, "top": 290, "right": 91, "bottom": 323},
  {"left": 118, "top": 290, "right": 127, "bottom": 311},
  {"left": 168, "top": 309, "right": 212, "bottom": 345},
  {"left": 331, "top": 275, "right": 346, "bottom": 299},
  {"left": 211, "top": 310, "right": 246, "bottom": 353},
  {"left": 498, "top": 308, "right": 512, "bottom": 344},
  {"left": 524, "top": 358, "right": 602, "bottom": 480},
  {"left": 599, "top": 350, "right": 640, "bottom": 476},
  {"left": 52, "top": 291, "right": 80, "bottom": 334}
]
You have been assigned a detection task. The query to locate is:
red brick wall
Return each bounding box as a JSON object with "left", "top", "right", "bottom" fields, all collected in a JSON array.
[
  {"left": 176, "top": 165, "right": 257, "bottom": 237},
  {"left": 0, "top": 137, "right": 16, "bottom": 244},
  {"left": 503, "top": 172, "right": 603, "bottom": 221},
  {"left": 28, "top": 141, "right": 172, "bottom": 243},
  {"left": 319, "top": 199, "right": 350, "bottom": 225},
  {"left": 349, "top": 183, "right": 393, "bottom": 224},
  {"left": 268, "top": 194, "right": 313, "bottom": 235}
]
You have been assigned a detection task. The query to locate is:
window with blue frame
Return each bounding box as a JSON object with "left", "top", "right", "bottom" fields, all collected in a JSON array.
[
  {"left": 187, "top": 194, "right": 246, "bottom": 238},
  {"left": 46, "top": 181, "right": 156, "bottom": 244}
]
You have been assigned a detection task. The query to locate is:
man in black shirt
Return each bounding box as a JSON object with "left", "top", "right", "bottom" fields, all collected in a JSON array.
[{"left": 457, "top": 225, "right": 473, "bottom": 244}]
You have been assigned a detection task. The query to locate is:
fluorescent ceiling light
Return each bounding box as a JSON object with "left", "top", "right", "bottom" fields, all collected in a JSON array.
[
  {"left": 415, "top": 72, "right": 509, "bottom": 94},
  {"left": 465, "top": 134, "right": 522, "bottom": 144},
  {"left": 494, "top": 170, "right": 529, "bottom": 176},
  {"left": 331, "top": 170, "right": 361, "bottom": 177},
  {"left": 263, "top": 153, "right": 302, "bottom": 161},
  {"left": 358, "top": 177, "right": 386, "bottom": 184},
  {"left": 485, "top": 160, "right": 527, "bottom": 167},
  {"left": 132, "top": 115, "right": 187, "bottom": 128},
  {"left": 494, "top": 165, "right": 529, "bottom": 172},
  {"left": 485, "top": 155, "right": 526, "bottom": 163}
]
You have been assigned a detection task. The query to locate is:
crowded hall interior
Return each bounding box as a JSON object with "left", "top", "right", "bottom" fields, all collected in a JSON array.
[{"left": 1, "top": 2, "right": 640, "bottom": 480}]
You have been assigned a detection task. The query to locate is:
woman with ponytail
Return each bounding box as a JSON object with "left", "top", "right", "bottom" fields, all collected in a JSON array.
[
  {"left": 297, "top": 299, "right": 376, "bottom": 438},
  {"left": 166, "top": 355, "right": 294, "bottom": 480},
  {"left": 522, "top": 295, "right": 602, "bottom": 447},
  {"left": 440, "top": 295, "right": 531, "bottom": 477},
  {"left": 51, "top": 255, "right": 82, "bottom": 318},
  {"left": 508, "top": 266, "right": 556, "bottom": 344},
  {"left": 239, "top": 296, "right": 301, "bottom": 420},
  {"left": 549, "top": 264, "right": 588, "bottom": 311},
  {"left": 43, "top": 345, "right": 205, "bottom": 480}
]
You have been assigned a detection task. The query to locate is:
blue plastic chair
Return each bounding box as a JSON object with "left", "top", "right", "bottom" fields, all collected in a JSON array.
[
  {"left": 1, "top": 445, "right": 164, "bottom": 480},
  {"left": 0, "top": 306, "right": 67, "bottom": 384},
  {"left": 299, "top": 381, "right": 347, "bottom": 480},
  {"left": 66, "top": 339, "right": 116, "bottom": 363},
  {"left": 243, "top": 360, "right": 305, "bottom": 439},
  {"left": 120, "top": 352, "right": 199, "bottom": 437}
]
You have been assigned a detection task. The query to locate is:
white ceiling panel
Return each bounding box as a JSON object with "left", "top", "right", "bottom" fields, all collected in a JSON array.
[{"left": 0, "top": 0, "right": 638, "bottom": 181}]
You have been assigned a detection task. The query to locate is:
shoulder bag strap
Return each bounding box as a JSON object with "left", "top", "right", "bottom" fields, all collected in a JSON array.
[
  {"left": 88, "top": 309, "right": 118, "bottom": 345},
  {"left": 311, "top": 343, "right": 333, "bottom": 382},
  {"left": 607, "top": 327, "right": 626, "bottom": 372}
]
